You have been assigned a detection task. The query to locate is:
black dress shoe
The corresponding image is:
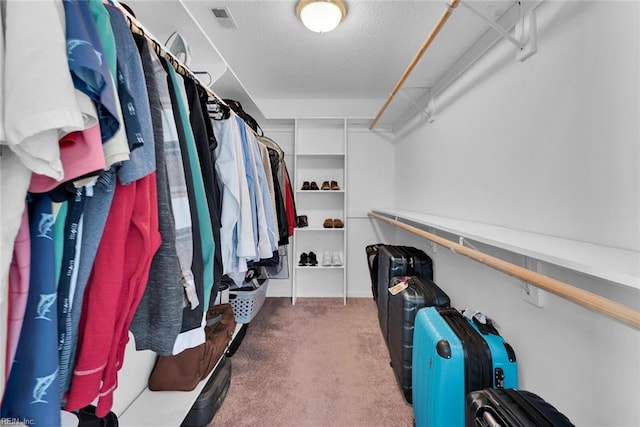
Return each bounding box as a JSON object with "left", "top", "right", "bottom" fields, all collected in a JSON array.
[
  {"left": 299, "top": 252, "right": 309, "bottom": 266},
  {"left": 301, "top": 181, "right": 310, "bottom": 190},
  {"left": 309, "top": 181, "right": 319, "bottom": 190},
  {"left": 308, "top": 251, "right": 318, "bottom": 266},
  {"left": 296, "top": 215, "right": 308, "bottom": 228}
]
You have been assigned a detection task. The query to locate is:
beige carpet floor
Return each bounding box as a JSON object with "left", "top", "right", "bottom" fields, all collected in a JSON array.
[{"left": 212, "top": 297, "right": 414, "bottom": 427}]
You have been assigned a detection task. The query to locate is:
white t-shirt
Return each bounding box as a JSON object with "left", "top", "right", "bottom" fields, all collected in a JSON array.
[{"left": 4, "top": 0, "right": 85, "bottom": 178}]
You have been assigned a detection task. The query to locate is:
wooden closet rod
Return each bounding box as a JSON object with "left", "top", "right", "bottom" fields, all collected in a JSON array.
[
  {"left": 369, "top": 0, "right": 460, "bottom": 130},
  {"left": 368, "top": 212, "right": 640, "bottom": 330}
]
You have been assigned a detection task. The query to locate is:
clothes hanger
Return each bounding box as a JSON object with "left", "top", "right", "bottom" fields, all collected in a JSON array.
[{"left": 207, "top": 98, "right": 230, "bottom": 120}]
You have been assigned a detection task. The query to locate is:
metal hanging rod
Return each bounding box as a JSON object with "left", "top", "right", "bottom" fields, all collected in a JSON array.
[{"left": 368, "top": 211, "right": 640, "bottom": 331}]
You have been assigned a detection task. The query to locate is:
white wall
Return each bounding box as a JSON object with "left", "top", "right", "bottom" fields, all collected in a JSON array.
[
  {"left": 257, "top": 98, "right": 382, "bottom": 121},
  {"left": 392, "top": 1, "right": 640, "bottom": 426},
  {"left": 346, "top": 126, "right": 396, "bottom": 297},
  {"left": 396, "top": 0, "right": 639, "bottom": 251}
]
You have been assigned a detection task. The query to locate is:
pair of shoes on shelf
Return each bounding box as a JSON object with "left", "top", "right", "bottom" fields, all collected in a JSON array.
[
  {"left": 299, "top": 251, "right": 318, "bottom": 266},
  {"left": 321, "top": 250, "right": 343, "bottom": 266},
  {"left": 301, "top": 181, "right": 320, "bottom": 191},
  {"left": 323, "top": 218, "right": 344, "bottom": 228},
  {"left": 321, "top": 180, "right": 340, "bottom": 191}
]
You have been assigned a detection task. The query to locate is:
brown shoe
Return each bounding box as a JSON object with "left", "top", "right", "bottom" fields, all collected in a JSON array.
[
  {"left": 323, "top": 218, "right": 334, "bottom": 228},
  {"left": 321, "top": 181, "right": 331, "bottom": 190},
  {"left": 330, "top": 180, "right": 340, "bottom": 190},
  {"left": 309, "top": 181, "right": 319, "bottom": 190},
  {"left": 333, "top": 219, "right": 344, "bottom": 228}
]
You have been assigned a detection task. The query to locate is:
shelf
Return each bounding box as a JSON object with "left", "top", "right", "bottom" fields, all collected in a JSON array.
[
  {"left": 118, "top": 322, "right": 245, "bottom": 426},
  {"left": 296, "top": 227, "right": 345, "bottom": 232},
  {"left": 372, "top": 209, "right": 640, "bottom": 291},
  {"left": 296, "top": 153, "right": 345, "bottom": 157},
  {"left": 296, "top": 190, "right": 345, "bottom": 194},
  {"left": 295, "top": 265, "right": 345, "bottom": 269},
  {"left": 293, "top": 117, "right": 348, "bottom": 305}
]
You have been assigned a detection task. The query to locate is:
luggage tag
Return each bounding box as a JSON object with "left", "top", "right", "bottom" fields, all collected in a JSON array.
[{"left": 388, "top": 277, "right": 410, "bottom": 295}]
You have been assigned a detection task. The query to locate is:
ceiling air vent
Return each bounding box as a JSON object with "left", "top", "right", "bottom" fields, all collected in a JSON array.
[{"left": 211, "top": 7, "right": 238, "bottom": 29}]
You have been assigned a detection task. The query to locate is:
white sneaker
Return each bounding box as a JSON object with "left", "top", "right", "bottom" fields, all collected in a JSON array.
[
  {"left": 322, "top": 250, "right": 332, "bottom": 266},
  {"left": 331, "top": 251, "right": 343, "bottom": 266}
]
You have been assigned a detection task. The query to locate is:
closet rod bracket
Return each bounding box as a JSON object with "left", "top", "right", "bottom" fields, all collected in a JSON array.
[
  {"left": 460, "top": 0, "right": 537, "bottom": 62},
  {"left": 458, "top": 236, "right": 478, "bottom": 251},
  {"left": 523, "top": 256, "right": 545, "bottom": 307},
  {"left": 397, "top": 88, "right": 436, "bottom": 123}
]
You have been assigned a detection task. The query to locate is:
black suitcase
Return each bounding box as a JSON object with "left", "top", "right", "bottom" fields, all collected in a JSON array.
[
  {"left": 365, "top": 244, "right": 382, "bottom": 300},
  {"left": 388, "top": 275, "right": 450, "bottom": 403},
  {"left": 389, "top": 276, "right": 451, "bottom": 403},
  {"left": 398, "top": 246, "right": 433, "bottom": 280},
  {"left": 466, "top": 388, "right": 574, "bottom": 427},
  {"left": 376, "top": 245, "right": 433, "bottom": 345},
  {"left": 181, "top": 356, "right": 232, "bottom": 427}
]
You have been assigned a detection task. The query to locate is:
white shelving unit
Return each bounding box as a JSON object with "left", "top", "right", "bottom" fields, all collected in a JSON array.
[
  {"left": 292, "top": 118, "right": 348, "bottom": 304},
  {"left": 372, "top": 209, "right": 640, "bottom": 291}
]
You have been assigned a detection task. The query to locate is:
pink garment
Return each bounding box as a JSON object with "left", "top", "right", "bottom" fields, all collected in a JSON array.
[
  {"left": 6, "top": 206, "right": 30, "bottom": 380},
  {"left": 29, "top": 123, "right": 105, "bottom": 193},
  {"left": 5, "top": 208, "right": 31, "bottom": 378}
]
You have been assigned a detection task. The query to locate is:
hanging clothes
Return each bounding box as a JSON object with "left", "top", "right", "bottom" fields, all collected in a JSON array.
[
  {"left": 212, "top": 117, "right": 255, "bottom": 279},
  {"left": 258, "top": 140, "right": 279, "bottom": 232},
  {"left": 63, "top": 0, "right": 119, "bottom": 144},
  {"left": 5, "top": 208, "right": 30, "bottom": 381},
  {"left": 162, "top": 61, "right": 205, "bottom": 337},
  {"left": 199, "top": 94, "right": 225, "bottom": 292},
  {"left": 129, "top": 36, "right": 186, "bottom": 357},
  {"left": 56, "top": 188, "right": 85, "bottom": 399},
  {"left": 65, "top": 170, "right": 161, "bottom": 416},
  {"left": 258, "top": 136, "right": 294, "bottom": 245},
  {"left": 106, "top": 4, "right": 156, "bottom": 178},
  {"left": 0, "top": 0, "right": 86, "bottom": 395},
  {"left": 84, "top": 0, "right": 129, "bottom": 167},
  {"left": 1, "top": 1, "right": 293, "bottom": 418},
  {"left": 184, "top": 79, "right": 223, "bottom": 307},
  {"left": 2, "top": 195, "right": 61, "bottom": 426},
  {"left": 57, "top": 0, "right": 120, "bottom": 399},
  {"left": 247, "top": 130, "right": 279, "bottom": 255},
  {"left": 236, "top": 118, "right": 259, "bottom": 254}
]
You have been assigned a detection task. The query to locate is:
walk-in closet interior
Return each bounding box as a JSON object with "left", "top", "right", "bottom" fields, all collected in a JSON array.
[{"left": 1, "top": 1, "right": 638, "bottom": 426}]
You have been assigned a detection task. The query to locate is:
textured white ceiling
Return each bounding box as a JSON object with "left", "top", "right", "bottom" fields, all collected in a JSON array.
[{"left": 124, "top": 0, "right": 518, "bottom": 125}]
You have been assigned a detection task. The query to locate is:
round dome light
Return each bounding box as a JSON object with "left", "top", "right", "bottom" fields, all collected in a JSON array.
[{"left": 296, "top": 0, "right": 347, "bottom": 33}]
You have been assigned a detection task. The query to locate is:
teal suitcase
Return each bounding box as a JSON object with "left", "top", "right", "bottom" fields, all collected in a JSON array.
[{"left": 412, "top": 307, "right": 518, "bottom": 427}]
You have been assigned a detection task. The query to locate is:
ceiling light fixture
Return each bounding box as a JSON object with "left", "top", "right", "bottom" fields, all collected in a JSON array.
[{"left": 296, "top": 0, "right": 347, "bottom": 33}]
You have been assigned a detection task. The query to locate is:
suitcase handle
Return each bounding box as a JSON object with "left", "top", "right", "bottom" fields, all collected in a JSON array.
[{"left": 480, "top": 410, "right": 502, "bottom": 427}]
